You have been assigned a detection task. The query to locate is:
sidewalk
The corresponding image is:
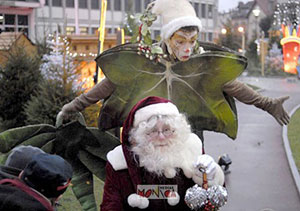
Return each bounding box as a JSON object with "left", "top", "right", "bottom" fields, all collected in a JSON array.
[{"left": 205, "top": 77, "right": 300, "bottom": 211}]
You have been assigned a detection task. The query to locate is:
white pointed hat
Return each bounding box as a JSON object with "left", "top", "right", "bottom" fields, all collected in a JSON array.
[{"left": 151, "top": 0, "right": 202, "bottom": 40}]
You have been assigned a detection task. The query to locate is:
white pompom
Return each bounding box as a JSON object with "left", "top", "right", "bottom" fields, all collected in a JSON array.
[
  {"left": 127, "top": 193, "right": 149, "bottom": 209},
  {"left": 167, "top": 191, "right": 180, "bottom": 206},
  {"left": 164, "top": 168, "right": 176, "bottom": 178},
  {"left": 139, "top": 196, "right": 150, "bottom": 209}
]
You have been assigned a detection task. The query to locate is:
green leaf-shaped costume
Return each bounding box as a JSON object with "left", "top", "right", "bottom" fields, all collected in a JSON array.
[{"left": 96, "top": 42, "right": 247, "bottom": 139}]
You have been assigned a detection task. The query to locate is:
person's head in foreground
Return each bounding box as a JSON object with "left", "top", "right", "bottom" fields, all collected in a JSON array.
[
  {"left": 152, "top": 0, "right": 202, "bottom": 61},
  {"left": 5, "top": 145, "right": 45, "bottom": 170},
  {"left": 20, "top": 153, "right": 73, "bottom": 201},
  {"left": 1, "top": 146, "right": 73, "bottom": 210},
  {"left": 102, "top": 96, "right": 224, "bottom": 210}
]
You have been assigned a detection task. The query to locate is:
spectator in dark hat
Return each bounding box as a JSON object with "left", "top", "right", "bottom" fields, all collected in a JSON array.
[
  {"left": 0, "top": 145, "right": 45, "bottom": 180},
  {"left": 5, "top": 145, "right": 45, "bottom": 170},
  {"left": 20, "top": 153, "right": 73, "bottom": 199},
  {"left": 0, "top": 147, "right": 73, "bottom": 211}
]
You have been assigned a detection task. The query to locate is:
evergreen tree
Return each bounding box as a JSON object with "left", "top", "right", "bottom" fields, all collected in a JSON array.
[
  {"left": 24, "top": 80, "right": 77, "bottom": 125},
  {"left": 0, "top": 48, "right": 42, "bottom": 130},
  {"left": 245, "top": 39, "right": 260, "bottom": 76},
  {"left": 265, "top": 43, "right": 286, "bottom": 76},
  {"left": 24, "top": 33, "right": 81, "bottom": 125},
  {"left": 259, "top": 15, "right": 273, "bottom": 38},
  {"left": 123, "top": 13, "right": 139, "bottom": 37}
]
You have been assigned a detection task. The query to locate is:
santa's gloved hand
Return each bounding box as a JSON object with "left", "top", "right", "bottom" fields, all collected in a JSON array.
[
  {"left": 267, "top": 96, "right": 290, "bottom": 126},
  {"left": 194, "top": 154, "right": 217, "bottom": 180}
]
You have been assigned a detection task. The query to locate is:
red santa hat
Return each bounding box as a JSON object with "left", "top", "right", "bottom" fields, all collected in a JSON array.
[
  {"left": 122, "top": 96, "right": 179, "bottom": 144},
  {"left": 151, "top": 0, "right": 202, "bottom": 41}
]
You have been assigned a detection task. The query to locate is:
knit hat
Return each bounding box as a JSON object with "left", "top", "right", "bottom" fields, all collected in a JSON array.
[
  {"left": 21, "top": 153, "right": 73, "bottom": 199},
  {"left": 5, "top": 145, "right": 45, "bottom": 170},
  {"left": 152, "top": 0, "right": 202, "bottom": 40}
]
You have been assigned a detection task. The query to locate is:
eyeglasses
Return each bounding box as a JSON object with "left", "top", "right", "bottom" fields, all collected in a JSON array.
[{"left": 146, "top": 127, "right": 175, "bottom": 138}]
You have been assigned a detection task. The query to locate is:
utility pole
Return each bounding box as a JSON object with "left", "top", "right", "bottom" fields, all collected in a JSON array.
[
  {"left": 261, "top": 31, "right": 265, "bottom": 76},
  {"left": 74, "top": 0, "right": 80, "bottom": 34},
  {"left": 94, "top": 0, "right": 107, "bottom": 84}
]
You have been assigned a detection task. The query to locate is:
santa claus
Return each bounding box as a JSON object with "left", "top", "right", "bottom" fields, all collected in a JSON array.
[{"left": 101, "top": 96, "right": 224, "bottom": 210}]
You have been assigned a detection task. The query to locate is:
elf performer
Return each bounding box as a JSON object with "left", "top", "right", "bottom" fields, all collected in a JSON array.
[{"left": 60, "top": 0, "right": 289, "bottom": 136}]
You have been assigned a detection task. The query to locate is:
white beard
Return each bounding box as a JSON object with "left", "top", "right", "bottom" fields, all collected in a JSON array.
[{"left": 129, "top": 114, "right": 202, "bottom": 178}]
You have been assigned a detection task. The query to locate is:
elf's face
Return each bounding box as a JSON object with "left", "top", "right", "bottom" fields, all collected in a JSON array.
[{"left": 169, "top": 29, "right": 198, "bottom": 61}]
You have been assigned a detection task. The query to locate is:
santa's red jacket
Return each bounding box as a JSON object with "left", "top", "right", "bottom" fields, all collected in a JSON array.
[{"left": 100, "top": 145, "right": 196, "bottom": 211}]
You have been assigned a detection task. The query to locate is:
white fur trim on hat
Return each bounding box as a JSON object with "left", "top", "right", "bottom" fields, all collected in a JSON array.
[
  {"left": 161, "top": 16, "right": 202, "bottom": 40},
  {"left": 167, "top": 191, "right": 180, "bottom": 206},
  {"left": 151, "top": 0, "right": 202, "bottom": 40},
  {"left": 133, "top": 102, "right": 180, "bottom": 127},
  {"left": 107, "top": 145, "right": 127, "bottom": 171},
  {"left": 128, "top": 193, "right": 149, "bottom": 209}
]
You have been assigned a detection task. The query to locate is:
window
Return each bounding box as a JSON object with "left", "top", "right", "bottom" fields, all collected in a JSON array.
[
  {"left": 107, "top": 0, "right": 111, "bottom": 10},
  {"left": 53, "top": 0, "right": 62, "bottom": 7},
  {"left": 125, "top": 0, "right": 132, "bottom": 12},
  {"left": 114, "top": 0, "right": 121, "bottom": 11},
  {"left": 92, "top": 27, "right": 98, "bottom": 34},
  {"left": 208, "top": 32, "right": 213, "bottom": 41},
  {"left": 66, "top": 0, "right": 74, "bottom": 8},
  {"left": 18, "top": 15, "right": 28, "bottom": 25},
  {"left": 66, "top": 26, "right": 75, "bottom": 35},
  {"left": 194, "top": 3, "right": 199, "bottom": 17},
  {"left": 85, "top": 45, "right": 89, "bottom": 50},
  {"left": 108, "top": 28, "right": 112, "bottom": 34},
  {"left": 73, "top": 45, "right": 77, "bottom": 51},
  {"left": 91, "top": 0, "right": 99, "bottom": 9},
  {"left": 154, "top": 30, "right": 160, "bottom": 39},
  {"left": 80, "top": 27, "right": 88, "bottom": 34},
  {"left": 135, "top": 0, "right": 141, "bottom": 13},
  {"left": 2, "top": 14, "right": 28, "bottom": 35},
  {"left": 208, "top": 5, "right": 213, "bottom": 19},
  {"left": 201, "top": 3, "right": 206, "bottom": 18},
  {"left": 145, "top": 0, "right": 151, "bottom": 9},
  {"left": 79, "top": 0, "right": 88, "bottom": 8},
  {"left": 18, "top": 27, "right": 28, "bottom": 36},
  {"left": 5, "top": 14, "right": 15, "bottom": 25},
  {"left": 45, "top": 0, "right": 48, "bottom": 5},
  {"left": 201, "top": 32, "right": 206, "bottom": 41},
  {"left": 5, "top": 27, "right": 15, "bottom": 32}
]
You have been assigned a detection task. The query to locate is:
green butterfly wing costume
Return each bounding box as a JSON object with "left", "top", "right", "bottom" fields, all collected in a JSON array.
[{"left": 96, "top": 42, "right": 247, "bottom": 139}]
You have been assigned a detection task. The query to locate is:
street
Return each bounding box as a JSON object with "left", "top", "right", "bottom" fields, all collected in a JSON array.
[{"left": 205, "top": 77, "right": 300, "bottom": 211}]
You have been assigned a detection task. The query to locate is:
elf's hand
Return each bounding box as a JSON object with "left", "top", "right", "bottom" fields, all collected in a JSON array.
[
  {"left": 268, "top": 96, "right": 290, "bottom": 126},
  {"left": 60, "top": 103, "right": 74, "bottom": 120}
]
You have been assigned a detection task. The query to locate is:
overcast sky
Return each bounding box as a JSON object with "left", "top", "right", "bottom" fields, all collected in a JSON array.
[{"left": 218, "top": 0, "right": 249, "bottom": 12}]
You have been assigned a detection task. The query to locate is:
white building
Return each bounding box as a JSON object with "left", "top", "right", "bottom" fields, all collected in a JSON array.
[{"left": 0, "top": 0, "right": 219, "bottom": 43}]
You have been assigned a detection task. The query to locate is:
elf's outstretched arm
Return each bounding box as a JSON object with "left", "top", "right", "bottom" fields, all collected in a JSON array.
[
  {"left": 223, "top": 80, "right": 290, "bottom": 125},
  {"left": 60, "top": 78, "right": 115, "bottom": 118}
]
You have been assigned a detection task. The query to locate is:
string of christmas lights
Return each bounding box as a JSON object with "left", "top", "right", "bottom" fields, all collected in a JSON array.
[
  {"left": 47, "top": 34, "right": 98, "bottom": 58},
  {"left": 274, "top": 0, "right": 300, "bottom": 28}
]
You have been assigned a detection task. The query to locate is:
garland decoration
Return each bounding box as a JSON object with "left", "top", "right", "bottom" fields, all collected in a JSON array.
[{"left": 136, "top": 2, "right": 167, "bottom": 61}]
